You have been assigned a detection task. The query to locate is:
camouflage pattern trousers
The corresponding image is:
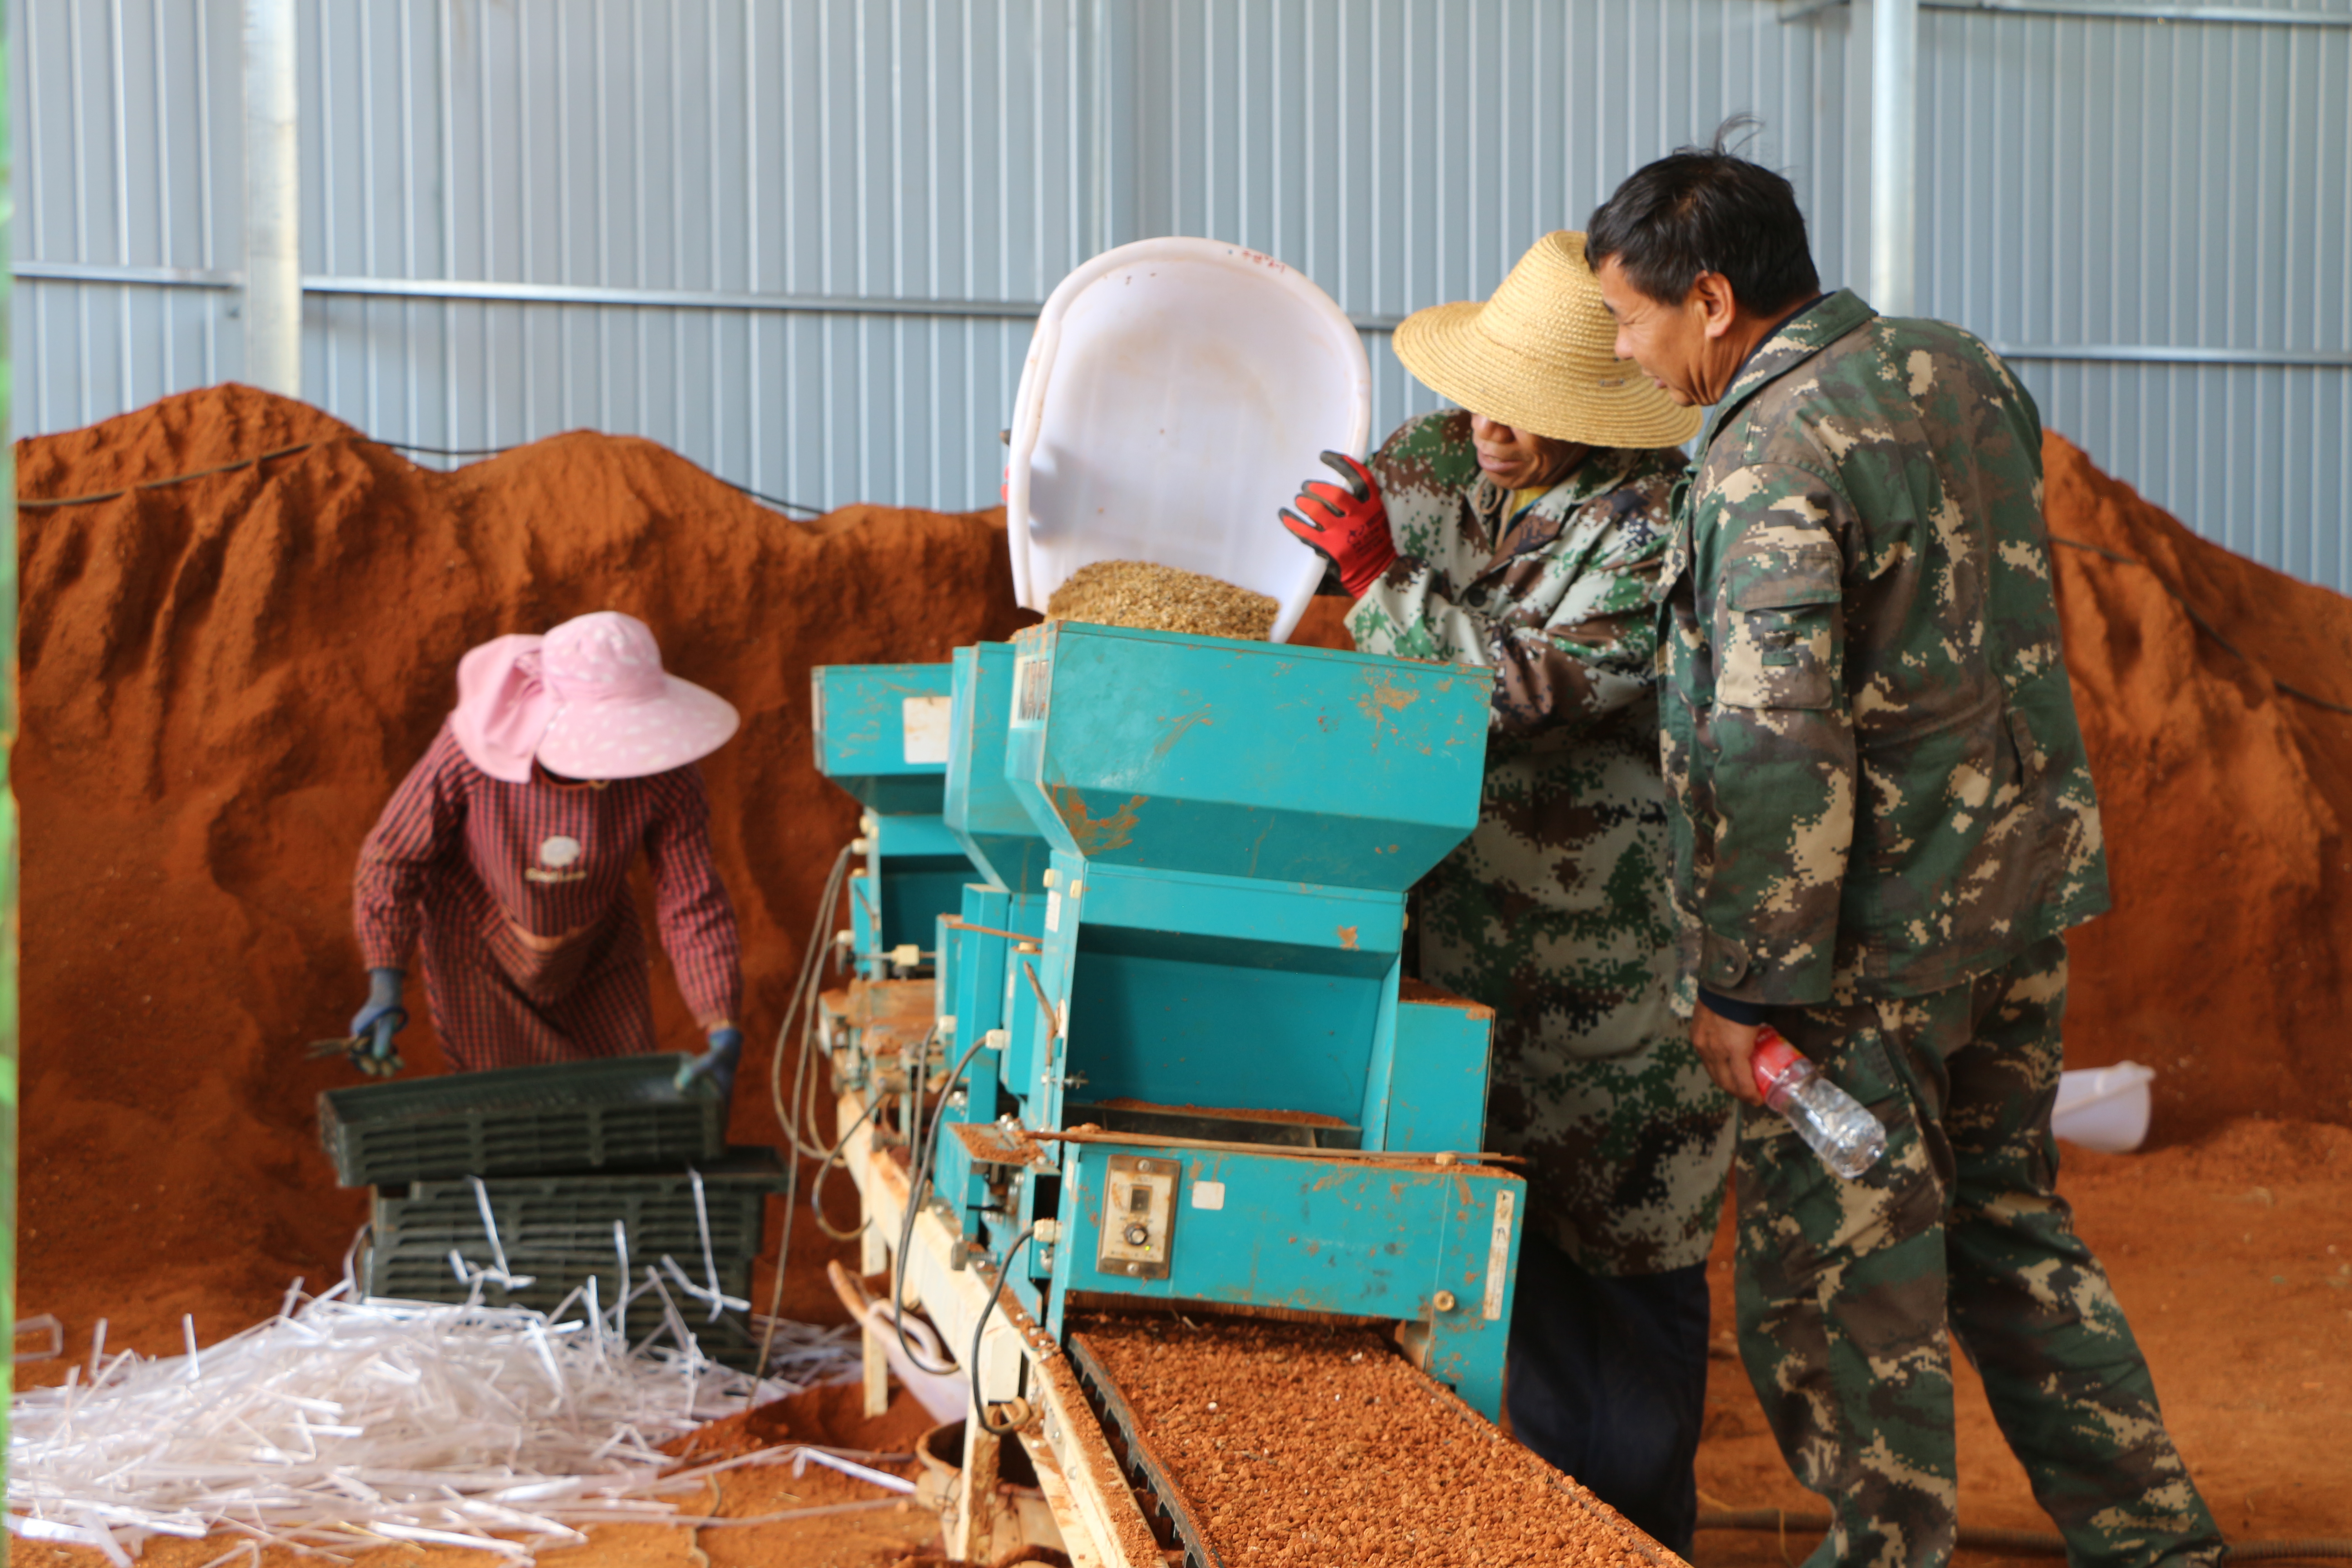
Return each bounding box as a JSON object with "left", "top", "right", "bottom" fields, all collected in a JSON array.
[{"left": 1736, "top": 935, "right": 2223, "bottom": 1568}]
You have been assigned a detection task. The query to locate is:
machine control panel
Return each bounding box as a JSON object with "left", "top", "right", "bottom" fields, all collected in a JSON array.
[{"left": 1096, "top": 1155, "right": 1178, "bottom": 1280}]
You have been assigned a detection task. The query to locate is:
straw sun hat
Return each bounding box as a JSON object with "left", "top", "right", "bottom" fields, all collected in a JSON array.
[{"left": 1392, "top": 230, "right": 1701, "bottom": 450}]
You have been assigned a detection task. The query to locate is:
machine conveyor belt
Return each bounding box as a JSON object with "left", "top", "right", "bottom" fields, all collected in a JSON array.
[{"left": 1064, "top": 1314, "right": 1684, "bottom": 1568}]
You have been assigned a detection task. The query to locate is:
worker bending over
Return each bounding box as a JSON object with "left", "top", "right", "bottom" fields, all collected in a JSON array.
[
  {"left": 349, "top": 610, "right": 747, "bottom": 1093},
  {"left": 1280, "top": 231, "right": 1733, "bottom": 1556},
  {"left": 1587, "top": 130, "right": 2221, "bottom": 1568}
]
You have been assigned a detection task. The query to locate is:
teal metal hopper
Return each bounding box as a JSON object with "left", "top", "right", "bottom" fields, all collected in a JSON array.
[
  {"left": 811, "top": 662, "right": 974, "bottom": 977},
  {"left": 965, "top": 620, "right": 1526, "bottom": 1418}
]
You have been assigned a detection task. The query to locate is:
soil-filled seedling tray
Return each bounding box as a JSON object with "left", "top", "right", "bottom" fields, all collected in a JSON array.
[
  {"left": 370, "top": 1150, "right": 785, "bottom": 1261},
  {"left": 318, "top": 1055, "right": 726, "bottom": 1186},
  {"left": 1068, "top": 1315, "right": 1684, "bottom": 1568}
]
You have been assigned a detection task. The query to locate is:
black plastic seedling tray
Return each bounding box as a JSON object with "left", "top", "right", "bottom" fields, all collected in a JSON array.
[
  {"left": 370, "top": 1151, "right": 787, "bottom": 1264},
  {"left": 318, "top": 1054, "right": 727, "bottom": 1186}
]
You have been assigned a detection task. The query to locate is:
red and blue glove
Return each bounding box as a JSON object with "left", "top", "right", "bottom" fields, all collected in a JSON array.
[{"left": 1279, "top": 451, "right": 1396, "bottom": 598}]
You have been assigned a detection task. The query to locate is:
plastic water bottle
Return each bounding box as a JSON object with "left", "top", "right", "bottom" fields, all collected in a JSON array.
[{"left": 1751, "top": 1026, "right": 1886, "bottom": 1178}]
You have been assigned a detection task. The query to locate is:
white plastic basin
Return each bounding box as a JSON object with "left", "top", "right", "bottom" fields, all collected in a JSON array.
[
  {"left": 2052, "top": 1061, "right": 2156, "bottom": 1153},
  {"left": 1006, "top": 237, "right": 1372, "bottom": 644}
]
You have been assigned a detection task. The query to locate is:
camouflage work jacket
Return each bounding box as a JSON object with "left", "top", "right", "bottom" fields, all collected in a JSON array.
[
  {"left": 1660, "top": 289, "right": 2111, "bottom": 1007},
  {"left": 1348, "top": 408, "right": 1682, "bottom": 743}
]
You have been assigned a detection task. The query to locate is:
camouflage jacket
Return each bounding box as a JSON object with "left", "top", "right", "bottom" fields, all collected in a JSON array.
[
  {"left": 1661, "top": 289, "right": 2111, "bottom": 1009},
  {"left": 1348, "top": 411, "right": 1733, "bottom": 1275}
]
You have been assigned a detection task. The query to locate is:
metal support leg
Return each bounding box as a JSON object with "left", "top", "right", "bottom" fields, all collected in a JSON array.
[
  {"left": 953, "top": 1406, "right": 1006, "bottom": 1560},
  {"left": 856, "top": 1117, "right": 892, "bottom": 1418}
]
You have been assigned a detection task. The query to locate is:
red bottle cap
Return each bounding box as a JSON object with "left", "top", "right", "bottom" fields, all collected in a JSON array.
[{"left": 1750, "top": 1026, "right": 1803, "bottom": 1096}]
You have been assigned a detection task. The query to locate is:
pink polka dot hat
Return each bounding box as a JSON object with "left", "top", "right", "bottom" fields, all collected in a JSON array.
[{"left": 448, "top": 611, "right": 740, "bottom": 783}]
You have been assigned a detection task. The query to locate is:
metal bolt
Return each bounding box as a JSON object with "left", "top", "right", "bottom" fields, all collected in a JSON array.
[
  {"left": 1432, "top": 1290, "right": 1458, "bottom": 1313},
  {"left": 1125, "top": 1261, "right": 1142, "bottom": 1277}
]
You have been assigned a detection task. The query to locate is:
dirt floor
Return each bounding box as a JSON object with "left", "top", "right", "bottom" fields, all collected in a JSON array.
[
  {"left": 18, "top": 1119, "right": 2340, "bottom": 1568},
  {"left": 1692, "top": 1116, "right": 2352, "bottom": 1568}
]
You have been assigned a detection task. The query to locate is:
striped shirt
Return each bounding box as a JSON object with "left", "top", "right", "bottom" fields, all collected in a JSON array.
[{"left": 354, "top": 721, "right": 743, "bottom": 1070}]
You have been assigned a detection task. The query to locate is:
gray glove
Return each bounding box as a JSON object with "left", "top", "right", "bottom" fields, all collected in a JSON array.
[
  {"left": 675, "top": 1026, "right": 742, "bottom": 1099},
  {"left": 349, "top": 967, "right": 407, "bottom": 1075}
]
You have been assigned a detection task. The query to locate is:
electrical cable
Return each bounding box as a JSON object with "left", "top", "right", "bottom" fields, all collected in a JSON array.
[
  {"left": 16, "top": 433, "right": 828, "bottom": 517},
  {"left": 969, "top": 1228, "right": 1038, "bottom": 1437},
  {"left": 768, "top": 844, "right": 857, "bottom": 1162},
  {"left": 806, "top": 1097, "right": 879, "bottom": 1245},
  {"left": 368, "top": 437, "right": 828, "bottom": 516},
  {"left": 2049, "top": 533, "right": 2352, "bottom": 717},
  {"left": 752, "top": 843, "right": 857, "bottom": 1374},
  {"left": 889, "top": 1026, "right": 994, "bottom": 1377}
]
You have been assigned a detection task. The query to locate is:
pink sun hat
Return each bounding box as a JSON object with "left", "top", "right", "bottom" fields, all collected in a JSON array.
[{"left": 447, "top": 611, "right": 740, "bottom": 783}]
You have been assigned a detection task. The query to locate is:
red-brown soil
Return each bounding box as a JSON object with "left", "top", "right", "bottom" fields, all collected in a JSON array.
[
  {"left": 15, "top": 384, "right": 1034, "bottom": 1366},
  {"left": 2043, "top": 435, "right": 2352, "bottom": 1137},
  {"left": 1072, "top": 1315, "right": 1667, "bottom": 1566}
]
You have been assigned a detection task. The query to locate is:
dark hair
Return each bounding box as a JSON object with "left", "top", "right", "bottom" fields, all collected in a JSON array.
[{"left": 1585, "top": 117, "right": 1820, "bottom": 314}]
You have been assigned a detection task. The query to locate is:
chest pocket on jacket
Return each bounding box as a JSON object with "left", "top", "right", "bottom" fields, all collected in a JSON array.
[{"left": 1718, "top": 546, "right": 1841, "bottom": 711}]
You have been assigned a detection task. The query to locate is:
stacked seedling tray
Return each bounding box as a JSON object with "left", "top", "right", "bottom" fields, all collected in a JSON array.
[{"left": 319, "top": 1056, "right": 783, "bottom": 1370}]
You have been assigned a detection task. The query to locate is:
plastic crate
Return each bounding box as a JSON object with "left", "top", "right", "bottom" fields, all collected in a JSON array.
[
  {"left": 371, "top": 1152, "right": 786, "bottom": 1265},
  {"left": 318, "top": 1054, "right": 726, "bottom": 1186}
]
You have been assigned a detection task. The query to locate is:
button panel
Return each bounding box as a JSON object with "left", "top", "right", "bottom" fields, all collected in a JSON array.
[{"left": 1096, "top": 1155, "right": 1178, "bottom": 1281}]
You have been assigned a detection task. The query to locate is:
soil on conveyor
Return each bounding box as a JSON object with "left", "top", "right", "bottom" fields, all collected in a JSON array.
[{"left": 1070, "top": 1314, "right": 1673, "bottom": 1567}]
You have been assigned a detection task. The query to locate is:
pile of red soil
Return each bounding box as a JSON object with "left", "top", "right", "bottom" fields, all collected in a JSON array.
[
  {"left": 2043, "top": 435, "right": 2352, "bottom": 1135},
  {"left": 15, "top": 384, "right": 1033, "bottom": 1357}
]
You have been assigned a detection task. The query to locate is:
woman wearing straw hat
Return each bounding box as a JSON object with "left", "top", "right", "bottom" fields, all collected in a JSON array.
[
  {"left": 1280, "top": 231, "right": 1733, "bottom": 1553},
  {"left": 345, "top": 611, "right": 746, "bottom": 1094}
]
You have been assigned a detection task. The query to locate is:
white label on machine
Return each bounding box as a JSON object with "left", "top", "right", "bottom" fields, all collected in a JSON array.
[
  {"left": 902, "top": 696, "right": 953, "bottom": 763},
  {"left": 1014, "top": 653, "right": 1052, "bottom": 725},
  {"left": 1045, "top": 891, "right": 1062, "bottom": 933},
  {"left": 1190, "top": 1181, "right": 1225, "bottom": 1211},
  {"left": 1482, "top": 1189, "right": 1515, "bottom": 1322}
]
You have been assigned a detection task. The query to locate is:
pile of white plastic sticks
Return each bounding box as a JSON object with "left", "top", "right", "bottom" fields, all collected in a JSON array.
[{"left": 8, "top": 1277, "right": 867, "bottom": 1564}]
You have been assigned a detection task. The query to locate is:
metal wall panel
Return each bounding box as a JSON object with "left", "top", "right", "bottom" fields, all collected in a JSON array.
[
  {"left": 11, "top": 0, "right": 243, "bottom": 427},
  {"left": 9, "top": 0, "right": 2348, "bottom": 591},
  {"left": 1901, "top": 0, "right": 2352, "bottom": 589},
  {"left": 1125, "top": 0, "right": 1865, "bottom": 446}
]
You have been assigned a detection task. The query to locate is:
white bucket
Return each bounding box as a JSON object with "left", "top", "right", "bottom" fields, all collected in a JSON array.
[
  {"left": 2052, "top": 1061, "right": 2156, "bottom": 1153},
  {"left": 1005, "top": 237, "right": 1372, "bottom": 644}
]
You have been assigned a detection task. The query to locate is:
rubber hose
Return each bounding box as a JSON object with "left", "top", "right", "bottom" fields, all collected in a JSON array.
[
  {"left": 970, "top": 1229, "right": 1036, "bottom": 1436},
  {"left": 1695, "top": 1511, "right": 2352, "bottom": 1560}
]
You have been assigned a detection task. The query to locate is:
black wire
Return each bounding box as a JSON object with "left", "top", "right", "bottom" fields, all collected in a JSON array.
[
  {"left": 366, "top": 436, "right": 829, "bottom": 517},
  {"left": 366, "top": 440, "right": 520, "bottom": 459},
  {"left": 2049, "top": 533, "right": 2352, "bottom": 717},
  {"left": 891, "top": 1027, "right": 993, "bottom": 1376},
  {"left": 807, "top": 1097, "right": 880, "bottom": 1235},
  {"left": 970, "top": 1228, "right": 1037, "bottom": 1436}
]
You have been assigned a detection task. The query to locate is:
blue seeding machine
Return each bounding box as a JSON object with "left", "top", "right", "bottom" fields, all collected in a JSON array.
[{"left": 811, "top": 625, "right": 1544, "bottom": 1565}]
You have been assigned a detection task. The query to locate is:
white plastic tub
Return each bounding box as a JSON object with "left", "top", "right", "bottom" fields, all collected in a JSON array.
[
  {"left": 2052, "top": 1061, "right": 2156, "bottom": 1153},
  {"left": 1006, "top": 237, "right": 1372, "bottom": 644}
]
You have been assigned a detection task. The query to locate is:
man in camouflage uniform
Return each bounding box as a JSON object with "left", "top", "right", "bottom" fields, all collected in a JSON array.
[
  {"left": 1587, "top": 137, "right": 2224, "bottom": 1568},
  {"left": 1281, "top": 231, "right": 1734, "bottom": 1555}
]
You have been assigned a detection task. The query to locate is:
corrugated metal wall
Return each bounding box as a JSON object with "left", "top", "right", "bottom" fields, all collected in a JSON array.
[
  {"left": 1900, "top": 0, "right": 2352, "bottom": 590},
  {"left": 10, "top": 0, "right": 2351, "bottom": 590}
]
